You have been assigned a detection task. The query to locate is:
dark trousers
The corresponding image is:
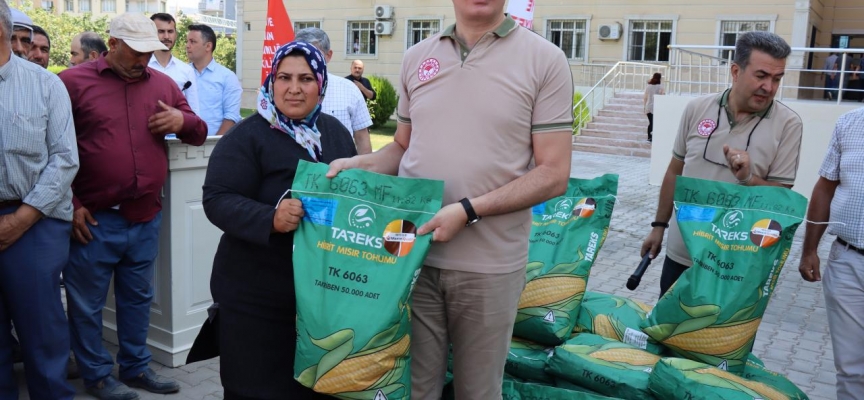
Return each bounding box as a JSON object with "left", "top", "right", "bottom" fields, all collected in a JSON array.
[
  {"left": 0, "top": 206, "right": 75, "bottom": 400},
  {"left": 659, "top": 256, "right": 689, "bottom": 298},
  {"left": 825, "top": 75, "right": 838, "bottom": 99},
  {"left": 646, "top": 113, "right": 654, "bottom": 140},
  {"left": 65, "top": 210, "right": 161, "bottom": 387}
]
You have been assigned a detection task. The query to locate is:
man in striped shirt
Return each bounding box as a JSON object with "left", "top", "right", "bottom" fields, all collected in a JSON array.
[
  {"left": 799, "top": 107, "right": 864, "bottom": 399},
  {"left": 295, "top": 27, "right": 373, "bottom": 154},
  {"left": 0, "top": 1, "right": 79, "bottom": 398}
]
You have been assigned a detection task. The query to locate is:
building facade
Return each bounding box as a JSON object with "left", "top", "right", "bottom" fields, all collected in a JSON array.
[
  {"left": 235, "top": 0, "right": 864, "bottom": 107},
  {"left": 28, "top": 0, "right": 166, "bottom": 15}
]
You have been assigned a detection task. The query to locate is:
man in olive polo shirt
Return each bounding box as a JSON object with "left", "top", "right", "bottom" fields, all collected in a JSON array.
[
  {"left": 641, "top": 31, "right": 803, "bottom": 295},
  {"left": 327, "top": 1, "right": 573, "bottom": 398}
]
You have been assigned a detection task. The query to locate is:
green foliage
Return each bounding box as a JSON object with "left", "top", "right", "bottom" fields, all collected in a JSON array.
[
  {"left": 16, "top": 4, "right": 235, "bottom": 72},
  {"left": 572, "top": 92, "right": 591, "bottom": 136},
  {"left": 21, "top": 1, "right": 110, "bottom": 68},
  {"left": 366, "top": 76, "right": 398, "bottom": 129},
  {"left": 47, "top": 65, "right": 67, "bottom": 74},
  {"left": 172, "top": 13, "right": 237, "bottom": 72}
]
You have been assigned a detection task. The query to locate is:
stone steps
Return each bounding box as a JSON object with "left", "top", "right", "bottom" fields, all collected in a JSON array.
[
  {"left": 577, "top": 135, "right": 652, "bottom": 149},
  {"left": 574, "top": 91, "right": 652, "bottom": 159},
  {"left": 579, "top": 128, "right": 650, "bottom": 140},
  {"left": 571, "top": 142, "right": 652, "bottom": 158}
]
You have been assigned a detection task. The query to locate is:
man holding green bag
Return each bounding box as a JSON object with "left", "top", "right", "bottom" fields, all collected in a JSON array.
[
  {"left": 641, "top": 31, "right": 803, "bottom": 295},
  {"left": 326, "top": 0, "right": 574, "bottom": 398}
]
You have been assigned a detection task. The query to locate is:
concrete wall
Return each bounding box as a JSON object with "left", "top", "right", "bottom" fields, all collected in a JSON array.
[{"left": 648, "top": 94, "right": 862, "bottom": 200}]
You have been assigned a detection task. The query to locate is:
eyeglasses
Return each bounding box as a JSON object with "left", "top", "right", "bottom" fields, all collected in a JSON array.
[{"left": 702, "top": 97, "right": 767, "bottom": 168}]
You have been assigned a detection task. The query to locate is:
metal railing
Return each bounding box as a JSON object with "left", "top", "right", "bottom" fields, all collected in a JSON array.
[
  {"left": 188, "top": 13, "right": 236, "bottom": 29},
  {"left": 572, "top": 62, "right": 667, "bottom": 135},
  {"left": 668, "top": 45, "right": 864, "bottom": 104}
]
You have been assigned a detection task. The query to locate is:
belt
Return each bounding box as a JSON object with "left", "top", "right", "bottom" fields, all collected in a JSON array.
[
  {"left": 836, "top": 237, "right": 864, "bottom": 256},
  {"left": 0, "top": 200, "right": 22, "bottom": 208}
]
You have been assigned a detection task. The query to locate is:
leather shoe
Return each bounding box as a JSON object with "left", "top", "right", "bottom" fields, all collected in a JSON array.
[
  {"left": 122, "top": 368, "right": 180, "bottom": 394},
  {"left": 67, "top": 352, "right": 80, "bottom": 380},
  {"left": 86, "top": 376, "right": 140, "bottom": 400}
]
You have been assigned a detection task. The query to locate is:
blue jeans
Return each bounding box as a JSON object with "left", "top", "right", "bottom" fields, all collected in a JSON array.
[
  {"left": 0, "top": 206, "right": 74, "bottom": 400},
  {"left": 64, "top": 210, "right": 162, "bottom": 387}
]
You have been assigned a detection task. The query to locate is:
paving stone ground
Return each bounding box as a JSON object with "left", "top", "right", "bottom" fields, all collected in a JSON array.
[{"left": 16, "top": 151, "right": 838, "bottom": 399}]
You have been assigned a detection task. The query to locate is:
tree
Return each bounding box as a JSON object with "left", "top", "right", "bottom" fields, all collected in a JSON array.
[
  {"left": 16, "top": 3, "right": 235, "bottom": 71},
  {"left": 172, "top": 12, "right": 237, "bottom": 72},
  {"left": 20, "top": 1, "right": 110, "bottom": 68}
]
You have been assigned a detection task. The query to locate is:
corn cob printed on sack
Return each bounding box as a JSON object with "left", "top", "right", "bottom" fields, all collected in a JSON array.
[
  {"left": 546, "top": 333, "right": 661, "bottom": 399},
  {"left": 641, "top": 177, "right": 807, "bottom": 375},
  {"left": 648, "top": 357, "right": 809, "bottom": 400},
  {"left": 502, "top": 379, "right": 619, "bottom": 400},
  {"left": 505, "top": 337, "right": 556, "bottom": 384},
  {"left": 514, "top": 175, "right": 618, "bottom": 345},
  {"left": 573, "top": 291, "right": 665, "bottom": 355},
  {"left": 291, "top": 161, "right": 444, "bottom": 400}
]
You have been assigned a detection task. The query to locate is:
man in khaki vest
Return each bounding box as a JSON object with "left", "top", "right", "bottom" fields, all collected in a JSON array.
[{"left": 641, "top": 31, "right": 803, "bottom": 295}]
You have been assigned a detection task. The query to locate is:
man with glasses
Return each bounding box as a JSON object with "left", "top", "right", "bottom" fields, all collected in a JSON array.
[{"left": 641, "top": 31, "right": 803, "bottom": 296}]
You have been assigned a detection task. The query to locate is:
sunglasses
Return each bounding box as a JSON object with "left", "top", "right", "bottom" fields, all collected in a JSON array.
[{"left": 701, "top": 92, "right": 769, "bottom": 168}]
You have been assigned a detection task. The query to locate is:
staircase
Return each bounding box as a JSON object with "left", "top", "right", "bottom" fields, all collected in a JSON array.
[{"left": 572, "top": 92, "right": 652, "bottom": 158}]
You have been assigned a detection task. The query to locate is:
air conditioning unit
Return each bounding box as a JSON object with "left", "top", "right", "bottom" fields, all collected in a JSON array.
[
  {"left": 375, "top": 20, "right": 394, "bottom": 35},
  {"left": 374, "top": 5, "right": 394, "bottom": 19},
  {"left": 598, "top": 23, "right": 622, "bottom": 40}
]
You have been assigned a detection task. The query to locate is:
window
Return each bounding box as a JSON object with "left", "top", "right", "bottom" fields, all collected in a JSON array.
[
  {"left": 294, "top": 21, "right": 321, "bottom": 31},
  {"left": 546, "top": 20, "right": 587, "bottom": 60},
  {"left": 101, "top": 0, "right": 115, "bottom": 12},
  {"left": 628, "top": 20, "right": 672, "bottom": 62},
  {"left": 407, "top": 20, "right": 440, "bottom": 49},
  {"left": 41, "top": 1, "right": 54, "bottom": 10},
  {"left": 347, "top": 21, "right": 376, "bottom": 55},
  {"left": 79, "top": 0, "right": 90, "bottom": 12},
  {"left": 719, "top": 20, "right": 770, "bottom": 60},
  {"left": 65, "top": 0, "right": 74, "bottom": 11}
]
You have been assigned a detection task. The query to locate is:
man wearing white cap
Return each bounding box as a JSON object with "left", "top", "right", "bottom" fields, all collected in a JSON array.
[
  {"left": 59, "top": 12, "right": 207, "bottom": 400},
  {"left": 9, "top": 6, "right": 32, "bottom": 58}
]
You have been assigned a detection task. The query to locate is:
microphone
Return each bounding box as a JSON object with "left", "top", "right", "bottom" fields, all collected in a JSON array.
[
  {"left": 626, "top": 253, "right": 654, "bottom": 291},
  {"left": 182, "top": 81, "right": 191, "bottom": 92}
]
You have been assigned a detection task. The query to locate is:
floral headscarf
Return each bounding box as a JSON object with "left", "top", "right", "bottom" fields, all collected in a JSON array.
[{"left": 257, "top": 41, "right": 328, "bottom": 161}]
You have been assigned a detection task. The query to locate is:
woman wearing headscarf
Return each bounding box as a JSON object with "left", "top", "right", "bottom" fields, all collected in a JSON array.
[{"left": 201, "top": 42, "right": 357, "bottom": 399}]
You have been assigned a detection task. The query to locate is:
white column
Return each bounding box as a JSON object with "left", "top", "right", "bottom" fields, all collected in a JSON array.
[{"left": 102, "top": 137, "right": 223, "bottom": 367}]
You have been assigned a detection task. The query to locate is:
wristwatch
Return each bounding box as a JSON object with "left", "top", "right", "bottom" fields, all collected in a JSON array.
[
  {"left": 650, "top": 221, "right": 669, "bottom": 228},
  {"left": 460, "top": 198, "right": 482, "bottom": 227}
]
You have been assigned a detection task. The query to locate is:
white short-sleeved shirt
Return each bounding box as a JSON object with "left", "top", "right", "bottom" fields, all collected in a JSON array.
[
  {"left": 819, "top": 107, "right": 864, "bottom": 248},
  {"left": 322, "top": 73, "right": 372, "bottom": 136}
]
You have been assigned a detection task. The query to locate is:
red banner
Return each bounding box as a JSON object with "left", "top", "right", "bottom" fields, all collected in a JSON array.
[{"left": 261, "top": 0, "right": 294, "bottom": 84}]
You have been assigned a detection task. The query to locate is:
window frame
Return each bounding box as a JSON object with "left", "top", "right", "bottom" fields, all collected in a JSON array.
[
  {"left": 79, "top": 0, "right": 91, "bottom": 12},
  {"left": 623, "top": 14, "right": 678, "bottom": 63},
  {"left": 294, "top": 20, "right": 322, "bottom": 32},
  {"left": 542, "top": 15, "right": 591, "bottom": 61},
  {"left": 345, "top": 19, "right": 378, "bottom": 58},
  {"left": 405, "top": 17, "right": 444, "bottom": 49},
  {"left": 101, "top": 0, "right": 115, "bottom": 12},
  {"left": 715, "top": 15, "right": 777, "bottom": 60}
]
